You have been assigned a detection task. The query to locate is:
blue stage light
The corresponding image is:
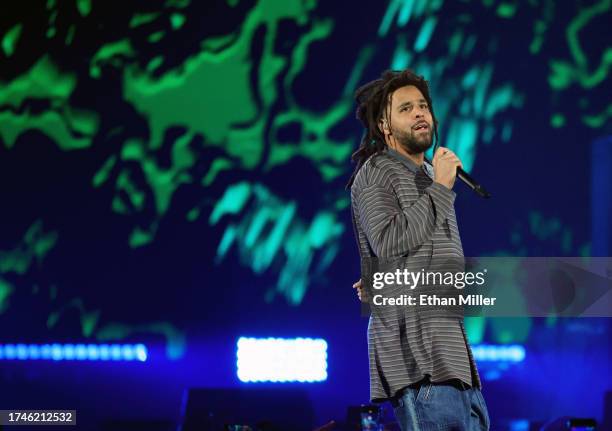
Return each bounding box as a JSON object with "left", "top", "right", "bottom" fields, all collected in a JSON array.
[
  {"left": 121, "top": 345, "right": 134, "bottom": 361},
  {"left": 135, "top": 344, "right": 148, "bottom": 361},
  {"left": 471, "top": 344, "right": 525, "bottom": 362},
  {"left": 17, "top": 344, "right": 28, "bottom": 360},
  {"left": 41, "top": 344, "right": 51, "bottom": 359},
  {"left": 4, "top": 345, "right": 16, "bottom": 359},
  {"left": 28, "top": 344, "right": 40, "bottom": 359},
  {"left": 110, "top": 344, "right": 122, "bottom": 360},
  {"left": 99, "top": 344, "right": 110, "bottom": 360},
  {"left": 236, "top": 337, "right": 328, "bottom": 383},
  {"left": 87, "top": 344, "right": 99, "bottom": 360},
  {"left": 64, "top": 344, "right": 75, "bottom": 360},
  {"left": 509, "top": 419, "right": 530, "bottom": 431},
  {"left": 51, "top": 344, "right": 63, "bottom": 360},
  {"left": 0, "top": 344, "right": 148, "bottom": 362}
]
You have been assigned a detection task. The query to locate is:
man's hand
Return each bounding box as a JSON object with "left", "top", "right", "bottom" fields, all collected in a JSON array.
[
  {"left": 353, "top": 279, "right": 365, "bottom": 302},
  {"left": 432, "top": 147, "right": 463, "bottom": 190}
]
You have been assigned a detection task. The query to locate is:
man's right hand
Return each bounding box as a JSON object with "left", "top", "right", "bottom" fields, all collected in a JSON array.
[{"left": 432, "top": 147, "right": 463, "bottom": 190}]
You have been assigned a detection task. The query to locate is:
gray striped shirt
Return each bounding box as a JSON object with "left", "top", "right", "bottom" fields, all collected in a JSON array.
[{"left": 350, "top": 147, "right": 481, "bottom": 402}]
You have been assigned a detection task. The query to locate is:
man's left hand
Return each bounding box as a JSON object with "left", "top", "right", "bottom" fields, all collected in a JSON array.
[{"left": 353, "top": 279, "right": 366, "bottom": 302}]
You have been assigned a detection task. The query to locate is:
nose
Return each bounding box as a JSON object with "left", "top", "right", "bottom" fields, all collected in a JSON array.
[{"left": 414, "top": 106, "right": 426, "bottom": 118}]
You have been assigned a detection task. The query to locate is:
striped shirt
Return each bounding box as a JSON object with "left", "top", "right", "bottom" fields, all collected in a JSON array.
[{"left": 350, "top": 147, "right": 481, "bottom": 402}]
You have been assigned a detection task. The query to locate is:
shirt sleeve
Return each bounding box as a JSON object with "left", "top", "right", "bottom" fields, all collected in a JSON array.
[{"left": 357, "top": 180, "right": 456, "bottom": 258}]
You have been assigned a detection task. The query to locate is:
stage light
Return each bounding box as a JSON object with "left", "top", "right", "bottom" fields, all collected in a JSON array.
[
  {"left": 0, "top": 343, "right": 148, "bottom": 362},
  {"left": 236, "top": 337, "right": 328, "bottom": 383},
  {"left": 509, "top": 419, "right": 529, "bottom": 431},
  {"left": 471, "top": 344, "right": 525, "bottom": 362}
]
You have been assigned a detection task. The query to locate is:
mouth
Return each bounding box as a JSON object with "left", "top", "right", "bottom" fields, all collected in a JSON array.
[{"left": 412, "top": 122, "right": 430, "bottom": 132}]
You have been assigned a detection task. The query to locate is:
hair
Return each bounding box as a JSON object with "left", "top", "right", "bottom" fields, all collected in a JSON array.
[{"left": 346, "top": 69, "right": 439, "bottom": 189}]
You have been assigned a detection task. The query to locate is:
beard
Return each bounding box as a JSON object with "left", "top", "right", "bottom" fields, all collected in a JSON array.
[{"left": 391, "top": 125, "right": 433, "bottom": 154}]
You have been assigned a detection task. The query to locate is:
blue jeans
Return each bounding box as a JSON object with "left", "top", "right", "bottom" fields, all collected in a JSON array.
[{"left": 391, "top": 379, "right": 490, "bottom": 431}]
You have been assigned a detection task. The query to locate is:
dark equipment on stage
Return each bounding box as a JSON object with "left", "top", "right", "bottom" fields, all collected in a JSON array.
[
  {"left": 566, "top": 418, "right": 597, "bottom": 431},
  {"left": 540, "top": 417, "right": 598, "bottom": 431},
  {"left": 359, "top": 405, "right": 381, "bottom": 431},
  {"left": 179, "top": 387, "right": 314, "bottom": 431}
]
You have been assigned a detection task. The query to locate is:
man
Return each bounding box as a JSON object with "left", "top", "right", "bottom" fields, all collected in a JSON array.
[{"left": 348, "top": 69, "right": 490, "bottom": 430}]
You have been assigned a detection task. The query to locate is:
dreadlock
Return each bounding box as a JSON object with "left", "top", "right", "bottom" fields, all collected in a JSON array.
[{"left": 345, "top": 69, "right": 439, "bottom": 189}]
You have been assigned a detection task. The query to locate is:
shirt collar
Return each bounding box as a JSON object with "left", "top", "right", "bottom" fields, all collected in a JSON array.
[{"left": 385, "top": 147, "right": 432, "bottom": 178}]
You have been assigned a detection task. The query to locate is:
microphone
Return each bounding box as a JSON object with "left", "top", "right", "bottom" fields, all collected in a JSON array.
[
  {"left": 425, "top": 158, "right": 491, "bottom": 199},
  {"left": 456, "top": 166, "right": 491, "bottom": 199}
]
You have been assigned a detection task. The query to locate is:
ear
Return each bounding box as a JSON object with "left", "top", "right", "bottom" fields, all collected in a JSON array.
[{"left": 378, "top": 118, "right": 389, "bottom": 135}]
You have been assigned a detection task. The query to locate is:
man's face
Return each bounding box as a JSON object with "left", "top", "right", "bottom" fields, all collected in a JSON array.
[{"left": 384, "top": 85, "right": 434, "bottom": 154}]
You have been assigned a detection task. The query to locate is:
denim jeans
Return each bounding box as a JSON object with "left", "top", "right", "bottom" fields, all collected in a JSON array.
[{"left": 391, "top": 379, "right": 490, "bottom": 431}]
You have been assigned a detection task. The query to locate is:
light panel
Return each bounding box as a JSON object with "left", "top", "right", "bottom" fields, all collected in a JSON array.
[
  {"left": 237, "top": 337, "right": 328, "bottom": 383},
  {"left": 0, "top": 343, "right": 148, "bottom": 362},
  {"left": 472, "top": 344, "right": 525, "bottom": 362}
]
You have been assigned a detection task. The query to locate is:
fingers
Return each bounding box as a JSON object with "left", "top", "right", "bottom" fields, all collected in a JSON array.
[
  {"left": 433, "top": 147, "right": 463, "bottom": 168},
  {"left": 352, "top": 279, "right": 366, "bottom": 302},
  {"left": 434, "top": 146, "right": 447, "bottom": 156},
  {"left": 433, "top": 146, "right": 456, "bottom": 163},
  {"left": 435, "top": 147, "right": 456, "bottom": 158},
  {"left": 354, "top": 285, "right": 363, "bottom": 300},
  {"left": 442, "top": 154, "right": 462, "bottom": 168}
]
